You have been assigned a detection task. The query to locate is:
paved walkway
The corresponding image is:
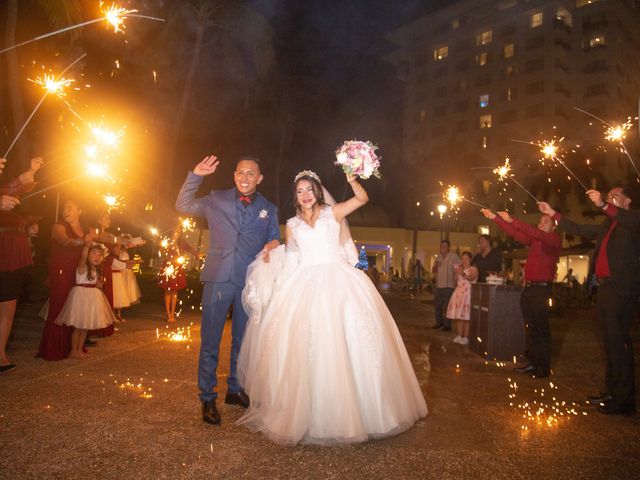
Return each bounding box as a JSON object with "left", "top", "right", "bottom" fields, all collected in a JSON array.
[{"left": 1, "top": 290, "right": 639, "bottom": 479}]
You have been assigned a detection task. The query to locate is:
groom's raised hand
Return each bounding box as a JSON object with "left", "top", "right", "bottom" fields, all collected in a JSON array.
[{"left": 194, "top": 155, "right": 219, "bottom": 177}]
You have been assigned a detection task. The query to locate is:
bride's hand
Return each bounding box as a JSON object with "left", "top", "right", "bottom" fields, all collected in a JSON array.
[{"left": 346, "top": 173, "right": 357, "bottom": 183}]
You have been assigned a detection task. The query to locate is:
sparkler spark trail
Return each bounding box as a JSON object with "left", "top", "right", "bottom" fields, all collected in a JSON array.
[
  {"left": 22, "top": 161, "right": 113, "bottom": 201},
  {"left": 512, "top": 138, "right": 588, "bottom": 191},
  {"left": 493, "top": 158, "right": 539, "bottom": 202},
  {"left": 574, "top": 107, "right": 640, "bottom": 181},
  {"left": 4, "top": 53, "right": 87, "bottom": 158},
  {"left": 443, "top": 185, "right": 490, "bottom": 211},
  {"left": 28, "top": 74, "right": 75, "bottom": 99},
  {"left": 103, "top": 193, "right": 124, "bottom": 212},
  {"left": 0, "top": 2, "right": 165, "bottom": 54},
  {"left": 181, "top": 218, "right": 195, "bottom": 232}
]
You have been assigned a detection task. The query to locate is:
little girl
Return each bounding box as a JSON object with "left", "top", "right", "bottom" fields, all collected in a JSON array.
[
  {"left": 447, "top": 251, "right": 479, "bottom": 346},
  {"left": 55, "top": 242, "right": 116, "bottom": 359},
  {"left": 109, "top": 243, "right": 132, "bottom": 321}
]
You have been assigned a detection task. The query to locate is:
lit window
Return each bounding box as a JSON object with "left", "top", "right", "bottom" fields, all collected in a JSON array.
[
  {"left": 451, "top": 18, "right": 460, "bottom": 29},
  {"left": 589, "top": 35, "right": 605, "bottom": 48},
  {"left": 503, "top": 43, "right": 514, "bottom": 58},
  {"left": 434, "top": 46, "right": 449, "bottom": 60},
  {"left": 507, "top": 88, "right": 513, "bottom": 102},
  {"left": 576, "top": 0, "right": 601, "bottom": 7},
  {"left": 476, "top": 30, "right": 493, "bottom": 46},
  {"left": 530, "top": 12, "right": 543, "bottom": 28},
  {"left": 479, "top": 94, "right": 490, "bottom": 108},
  {"left": 433, "top": 45, "right": 449, "bottom": 60},
  {"left": 476, "top": 52, "right": 488, "bottom": 66},
  {"left": 480, "top": 114, "right": 492, "bottom": 128}
]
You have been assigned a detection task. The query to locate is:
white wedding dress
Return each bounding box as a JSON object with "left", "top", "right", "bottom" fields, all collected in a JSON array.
[{"left": 236, "top": 206, "right": 427, "bottom": 445}]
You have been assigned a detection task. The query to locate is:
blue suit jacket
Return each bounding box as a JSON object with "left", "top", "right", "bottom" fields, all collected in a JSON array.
[{"left": 175, "top": 171, "right": 280, "bottom": 286}]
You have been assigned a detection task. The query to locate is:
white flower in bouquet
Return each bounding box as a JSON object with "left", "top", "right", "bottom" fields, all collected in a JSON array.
[{"left": 334, "top": 140, "right": 381, "bottom": 179}]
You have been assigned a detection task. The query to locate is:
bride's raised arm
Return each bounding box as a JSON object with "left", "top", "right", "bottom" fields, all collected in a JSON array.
[{"left": 332, "top": 173, "right": 369, "bottom": 223}]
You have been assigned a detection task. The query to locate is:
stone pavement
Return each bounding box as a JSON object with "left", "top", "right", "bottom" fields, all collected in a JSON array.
[{"left": 1, "top": 290, "right": 639, "bottom": 480}]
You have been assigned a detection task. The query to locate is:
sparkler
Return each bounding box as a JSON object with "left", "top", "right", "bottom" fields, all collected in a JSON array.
[
  {"left": 0, "top": 2, "right": 165, "bottom": 54},
  {"left": 443, "top": 185, "right": 490, "bottom": 211},
  {"left": 21, "top": 162, "right": 112, "bottom": 201},
  {"left": 180, "top": 218, "right": 195, "bottom": 232},
  {"left": 574, "top": 107, "right": 640, "bottom": 181},
  {"left": 3, "top": 53, "right": 86, "bottom": 158},
  {"left": 493, "top": 158, "right": 539, "bottom": 202},
  {"left": 28, "top": 74, "right": 75, "bottom": 99},
  {"left": 512, "top": 138, "right": 588, "bottom": 191},
  {"left": 103, "top": 193, "right": 124, "bottom": 212}
]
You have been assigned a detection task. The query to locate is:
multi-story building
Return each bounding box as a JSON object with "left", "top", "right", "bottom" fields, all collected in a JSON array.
[{"left": 386, "top": 0, "right": 640, "bottom": 226}]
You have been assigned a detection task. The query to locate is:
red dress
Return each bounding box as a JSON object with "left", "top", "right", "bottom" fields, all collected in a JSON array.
[
  {"left": 37, "top": 222, "right": 84, "bottom": 360},
  {"left": 157, "top": 240, "right": 190, "bottom": 292},
  {"left": 0, "top": 178, "right": 34, "bottom": 302}
]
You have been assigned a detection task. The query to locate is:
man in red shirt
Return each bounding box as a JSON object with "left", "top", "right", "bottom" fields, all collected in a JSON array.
[
  {"left": 538, "top": 187, "right": 640, "bottom": 415},
  {"left": 482, "top": 209, "right": 561, "bottom": 378}
]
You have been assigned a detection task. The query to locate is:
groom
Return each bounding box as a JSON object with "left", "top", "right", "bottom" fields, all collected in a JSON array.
[{"left": 176, "top": 154, "right": 280, "bottom": 425}]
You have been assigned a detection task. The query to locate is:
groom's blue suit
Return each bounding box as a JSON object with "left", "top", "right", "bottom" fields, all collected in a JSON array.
[{"left": 176, "top": 171, "right": 280, "bottom": 402}]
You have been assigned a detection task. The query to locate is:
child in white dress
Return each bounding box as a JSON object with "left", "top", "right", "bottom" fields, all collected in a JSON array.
[
  {"left": 55, "top": 242, "right": 116, "bottom": 359},
  {"left": 109, "top": 243, "right": 131, "bottom": 321},
  {"left": 119, "top": 242, "right": 142, "bottom": 306}
]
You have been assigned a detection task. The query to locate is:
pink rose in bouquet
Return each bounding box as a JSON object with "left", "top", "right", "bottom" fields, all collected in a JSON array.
[{"left": 334, "top": 140, "right": 381, "bottom": 179}]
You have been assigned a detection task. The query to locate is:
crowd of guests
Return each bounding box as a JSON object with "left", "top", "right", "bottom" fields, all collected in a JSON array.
[
  {"left": 0, "top": 156, "right": 154, "bottom": 371},
  {"left": 429, "top": 187, "right": 637, "bottom": 416}
]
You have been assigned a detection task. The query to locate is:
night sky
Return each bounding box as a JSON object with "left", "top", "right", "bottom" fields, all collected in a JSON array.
[{"left": 1, "top": 0, "right": 456, "bottom": 230}]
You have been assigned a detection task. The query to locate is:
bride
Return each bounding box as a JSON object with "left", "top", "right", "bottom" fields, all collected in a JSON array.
[{"left": 236, "top": 169, "right": 427, "bottom": 445}]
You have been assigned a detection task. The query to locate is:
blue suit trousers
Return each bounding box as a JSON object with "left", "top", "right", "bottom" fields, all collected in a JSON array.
[{"left": 198, "top": 281, "right": 249, "bottom": 403}]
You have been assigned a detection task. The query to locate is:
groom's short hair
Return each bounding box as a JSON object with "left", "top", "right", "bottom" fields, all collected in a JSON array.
[{"left": 237, "top": 155, "right": 262, "bottom": 172}]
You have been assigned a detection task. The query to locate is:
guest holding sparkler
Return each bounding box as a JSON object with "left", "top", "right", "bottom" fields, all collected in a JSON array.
[
  {"left": 539, "top": 188, "right": 639, "bottom": 414},
  {"left": 157, "top": 227, "right": 192, "bottom": 323},
  {"left": 38, "top": 199, "right": 92, "bottom": 360},
  {"left": 0, "top": 157, "right": 43, "bottom": 372},
  {"left": 482, "top": 209, "right": 561, "bottom": 378},
  {"left": 55, "top": 241, "right": 116, "bottom": 359}
]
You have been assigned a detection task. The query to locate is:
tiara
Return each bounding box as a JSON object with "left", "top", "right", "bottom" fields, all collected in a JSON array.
[{"left": 294, "top": 170, "right": 321, "bottom": 183}]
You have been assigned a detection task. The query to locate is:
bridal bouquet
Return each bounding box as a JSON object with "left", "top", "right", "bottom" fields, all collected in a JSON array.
[{"left": 335, "top": 140, "right": 381, "bottom": 179}]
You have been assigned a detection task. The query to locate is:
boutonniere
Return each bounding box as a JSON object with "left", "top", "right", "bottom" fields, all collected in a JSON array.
[{"left": 259, "top": 209, "right": 269, "bottom": 219}]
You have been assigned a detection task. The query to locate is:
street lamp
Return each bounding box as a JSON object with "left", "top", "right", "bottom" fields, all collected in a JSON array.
[{"left": 437, "top": 204, "right": 447, "bottom": 240}]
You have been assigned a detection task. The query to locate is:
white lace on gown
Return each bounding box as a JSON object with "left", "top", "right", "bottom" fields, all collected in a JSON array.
[{"left": 237, "top": 206, "right": 427, "bottom": 445}]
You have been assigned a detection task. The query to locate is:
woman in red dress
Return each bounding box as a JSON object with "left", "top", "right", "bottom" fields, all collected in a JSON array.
[
  {"left": 157, "top": 228, "right": 191, "bottom": 323},
  {"left": 37, "top": 199, "right": 90, "bottom": 360},
  {"left": 0, "top": 157, "right": 43, "bottom": 372}
]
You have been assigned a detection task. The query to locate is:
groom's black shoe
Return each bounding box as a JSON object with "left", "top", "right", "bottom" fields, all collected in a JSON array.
[
  {"left": 225, "top": 390, "right": 250, "bottom": 409},
  {"left": 202, "top": 400, "right": 221, "bottom": 425},
  {"left": 514, "top": 364, "right": 535, "bottom": 374}
]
